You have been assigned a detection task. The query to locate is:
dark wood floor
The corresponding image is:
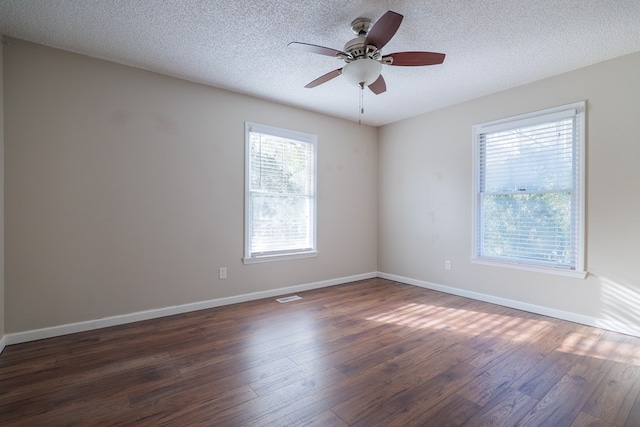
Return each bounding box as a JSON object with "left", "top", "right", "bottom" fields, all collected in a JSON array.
[{"left": 1, "top": 278, "right": 640, "bottom": 426}]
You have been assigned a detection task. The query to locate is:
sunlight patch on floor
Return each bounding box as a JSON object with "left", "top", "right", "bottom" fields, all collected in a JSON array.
[
  {"left": 558, "top": 330, "right": 640, "bottom": 365},
  {"left": 362, "top": 291, "right": 640, "bottom": 366},
  {"left": 364, "top": 303, "right": 550, "bottom": 343}
]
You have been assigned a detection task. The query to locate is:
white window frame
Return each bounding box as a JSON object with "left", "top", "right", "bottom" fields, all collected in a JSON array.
[
  {"left": 471, "top": 101, "right": 586, "bottom": 278},
  {"left": 243, "top": 122, "right": 318, "bottom": 264}
]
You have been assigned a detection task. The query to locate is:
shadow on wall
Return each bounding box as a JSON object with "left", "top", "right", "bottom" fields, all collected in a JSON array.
[{"left": 594, "top": 273, "right": 640, "bottom": 337}]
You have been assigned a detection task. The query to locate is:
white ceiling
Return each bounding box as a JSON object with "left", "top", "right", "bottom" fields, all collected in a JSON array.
[{"left": 1, "top": 1, "right": 640, "bottom": 126}]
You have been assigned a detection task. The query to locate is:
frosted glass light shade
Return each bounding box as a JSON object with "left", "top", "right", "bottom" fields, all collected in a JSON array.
[{"left": 342, "top": 59, "right": 382, "bottom": 86}]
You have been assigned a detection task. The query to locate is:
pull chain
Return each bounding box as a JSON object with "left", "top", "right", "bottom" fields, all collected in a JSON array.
[{"left": 358, "top": 84, "right": 364, "bottom": 125}]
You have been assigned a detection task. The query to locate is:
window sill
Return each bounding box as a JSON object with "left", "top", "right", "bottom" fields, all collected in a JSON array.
[
  {"left": 470, "top": 257, "right": 587, "bottom": 279},
  {"left": 243, "top": 251, "right": 319, "bottom": 264}
]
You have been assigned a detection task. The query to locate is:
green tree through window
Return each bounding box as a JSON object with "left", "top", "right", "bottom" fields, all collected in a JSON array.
[
  {"left": 244, "top": 123, "right": 317, "bottom": 262},
  {"left": 473, "top": 102, "right": 585, "bottom": 274}
]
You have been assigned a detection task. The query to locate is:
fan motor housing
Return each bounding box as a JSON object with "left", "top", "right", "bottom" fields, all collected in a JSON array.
[{"left": 344, "top": 37, "right": 381, "bottom": 60}]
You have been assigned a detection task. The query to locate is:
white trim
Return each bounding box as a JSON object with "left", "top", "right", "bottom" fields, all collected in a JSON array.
[
  {"left": 378, "top": 272, "right": 640, "bottom": 338},
  {"left": 474, "top": 107, "right": 577, "bottom": 134},
  {"left": 471, "top": 100, "right": 586, "bottom": 273},
  {"left": 243, "top": 251, "right": 318, "bottom": 264},
  {"left": 4, "top": 272, "right": 376, "bottom": 346},
  {"left": 0, "top": 335, "right": 6, "bottom": 355},
  {"left": 244, "top": 121, "right": 318, "bottom": 261},
  {"left": 470, "top": 257, "right": 587, "bottom": 279},
  {"left": 246, "top": 122, "right": 317, "bottom": 144},
  {"left": 8, "top": 270, "right": 636, "bottom": 347}
]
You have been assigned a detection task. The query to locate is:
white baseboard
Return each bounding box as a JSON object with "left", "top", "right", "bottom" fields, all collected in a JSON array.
[
  {"left": 5, "top": 272, "right": 377, "bottom": 346},
  {"left": 379, "top": 272, "right": 640, "bottom": 338},
  {"left": 0, "top": 335, "right": 6, "bottom": 355},
  {"left": 7, "top": 270, "right": 637, "bottom": 347}
]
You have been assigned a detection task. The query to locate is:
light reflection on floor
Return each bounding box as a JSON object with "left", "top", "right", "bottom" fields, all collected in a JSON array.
[
  {"left": 365, "top": 302, "right": 551, "bottom": 343},
  {"left": 364, "top": 302, "right": 640, "bottom": 365}
]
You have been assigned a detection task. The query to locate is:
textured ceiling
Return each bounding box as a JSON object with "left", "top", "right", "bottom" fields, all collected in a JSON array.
[{"left": 1, "top": 1, "right": 640, "bottom": 126}]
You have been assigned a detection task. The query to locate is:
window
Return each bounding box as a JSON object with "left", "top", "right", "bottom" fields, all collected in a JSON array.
[
  {"left": 244, "top": 122, "right": 317, "bottom": 263},
  {"left": 472, "top": 101, "right": 586, "bottom": 277}
]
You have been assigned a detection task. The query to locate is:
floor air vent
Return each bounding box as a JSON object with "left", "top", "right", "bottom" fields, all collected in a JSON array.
[{"left": 276, "top": 295, "right": 302, "bottom": 303}]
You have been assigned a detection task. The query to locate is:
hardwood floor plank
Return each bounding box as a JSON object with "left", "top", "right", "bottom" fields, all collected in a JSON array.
[
  {"left": 296, "top": 410, "right": 349, "bottom": 427},
  {"left": 517, "top": 353, "right": 615, "bottom": 426},
  {"left": 512, "top": 349, "right": 580, "bottom": 399},
  {"left": 2, "top": 278, "right": 640, "bottom": 426},
  {"left": 571, "top": 411, "right": 617, "bottom": 427},
  {"left": 461, "top": 387, "right": 539, "bottom": 426},
  {"left": 288, "top": 326, "right": 405, "bottom": 368},
  {"left": 240, "top": 377, "right": 350, "bottom": 427},
  {"left": 173, "top": 331, "right": 323, "bottom": 381},
  {"left": 625, "top": 392, "right": 640, "bottom": 427},
  {"left": 331, "top": 342, "right": 477, "bottom": 424},
  {"left": 205, "top": 368, "right": 348, "bottom": 426},
  {"left": 247, "top": 406, "right": 349, "bottom": 427},
  {"left": 287, "top": 322, "right": 404, "bottom": 366},
  {"left": 464, "top": 333, "right": 521, "bottom": 370},
  {"left": 0, "top": 356, "right": 57, "bottom": 382},
  {"left": 457, "top": 342, "right": 553, "bottom": 406},
  {"left": 624, "top": 396, "right": 640, "bottom": 427},
  {"left": 351, "top": 362, "right": 481, "bottom": 427},
  {"left": 0, "top": 352, "right": 174, "bottom": 407},
  {"left": 582, "top": 361, "right": 640, "bottom": 425},
  {"left": 167, "top": 317, "right": 323, "bottom": 361},
  {"left": 333, "top": 330, "right": 445, "bottom": 376},
  {"left": 249, "top": 359, "right": 335, "bottom": 397},
  {"left": 128, "top": 355, "right": 297, "bottom": 407},
  {"left": 464, "top": 309, "right": 542, "bottom": 352},
  {"left": 128, "top": 385, "right": 258, "bottom": 426},
  {"left": 405, "top": 393, "right": 481, "bottom": 426},
  {"left": 1, "top": 396, "right": 132, "bottom": 427},
  {"left": 0, "top": 333, "right": 102, "bottom": 365},
  {"left": 246, "top": 340, "right": 474, "bottom": 426},
  {"left": 0, "top": 361, "right": 180, "bottom": 423}
]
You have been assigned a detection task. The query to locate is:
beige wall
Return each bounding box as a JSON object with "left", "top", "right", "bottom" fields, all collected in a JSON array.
[
  {"left": 378, "top": 51, "right": 640, "bottom": 335},
  {"left": 0, "top": 39, "right": 5, "bottom": 340},
  {"left": 4, "top": 36, "right": 639, "bottom": 338},
  {"left": 3, "top": 39, "right": 378, "bottom": 333}
]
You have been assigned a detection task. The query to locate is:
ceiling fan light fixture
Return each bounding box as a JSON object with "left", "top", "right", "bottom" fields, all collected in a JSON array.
[
  {"left": 290, "top": 10, "right": 445, "bottom": 98},
  {"left": 342, "top": 59, "right": 382, "bottom": 87}
]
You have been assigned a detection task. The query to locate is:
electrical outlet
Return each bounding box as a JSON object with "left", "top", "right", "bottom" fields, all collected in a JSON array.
[
  {"left": 219, "top": 267, "right": 227, "bottom": 279},
  {"left": 444, "top": 260, "right": 452, "bottom": 271}
]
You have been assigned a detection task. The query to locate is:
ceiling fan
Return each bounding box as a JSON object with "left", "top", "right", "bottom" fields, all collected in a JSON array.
[{"left": 289, "top": 10, "right": 446, "bottom": 95}]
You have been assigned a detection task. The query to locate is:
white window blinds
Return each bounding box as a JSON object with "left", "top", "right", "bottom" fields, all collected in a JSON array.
[
  {"left": 473, "top": 102, "right": 585, "bottom": 273},
  {"left": 244, "top": 123, "right": 317, "bottom": 261}
]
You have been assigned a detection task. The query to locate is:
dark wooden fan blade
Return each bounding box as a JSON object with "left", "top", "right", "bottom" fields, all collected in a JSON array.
[
  {"left": 288, "top": 42, "right": 348, "bottom": 58},
  {"left": 305, "top": 68, "right": 343, "bottom": 88},
  {"left": 365, "top": 11, "right": 403, "bottom": 50},
  {"left": 368, "top": 74, "right": 387, "bottom": 95},
  {"left": 384, "top": 51, "right": 446, "bottom": 66}
]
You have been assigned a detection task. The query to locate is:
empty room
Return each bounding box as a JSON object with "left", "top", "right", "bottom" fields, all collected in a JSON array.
[{"left": 1, "top": 1, "right": 640, "bottom": 426}]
